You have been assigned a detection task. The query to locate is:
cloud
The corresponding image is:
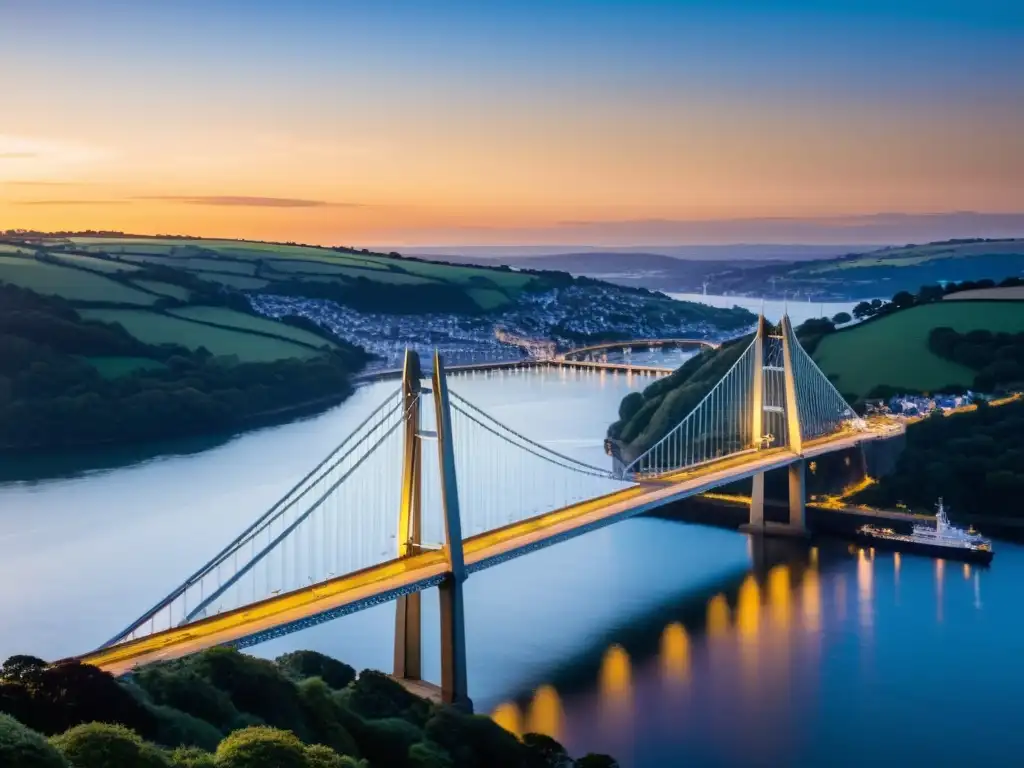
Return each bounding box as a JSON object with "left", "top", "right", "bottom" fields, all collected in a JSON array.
[
  {"left": 0, "top": 152, "right": 38, "bottom": 159},
  {"left": 134, "top": 195, "right": 357, "bottom": 208},
  {"left": 13, "top": 199, "right": 130, "bottom": 206}
]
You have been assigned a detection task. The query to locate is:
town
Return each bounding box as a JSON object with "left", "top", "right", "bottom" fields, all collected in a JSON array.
[{"left": 249, "top": 284, "right": 751, "bottom": 369}]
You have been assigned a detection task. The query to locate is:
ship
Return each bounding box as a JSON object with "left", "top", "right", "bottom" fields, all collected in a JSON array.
[{"left": 855, "top": 499, "right": 993, "bottom": 564}]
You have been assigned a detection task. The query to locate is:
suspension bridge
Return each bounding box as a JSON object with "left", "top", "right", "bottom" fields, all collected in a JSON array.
[{"left": 72, "top": 315, "right": 900, "bottom": 709}]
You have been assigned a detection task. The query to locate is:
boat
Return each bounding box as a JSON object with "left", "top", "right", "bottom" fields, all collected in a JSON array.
[{"left": 855, "top": 499, "right": 993, "bottom": 564}]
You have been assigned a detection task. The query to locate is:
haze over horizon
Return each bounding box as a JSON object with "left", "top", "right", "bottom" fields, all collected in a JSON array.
[{"left": 2, "top": 0, "right": 1023, "bottom": 248}]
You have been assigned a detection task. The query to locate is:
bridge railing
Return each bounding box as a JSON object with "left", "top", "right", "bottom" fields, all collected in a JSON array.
[
  {"left": 101, "top": 387, "right": 407, "bottom": 648},
  {"left": 622, "top": 336, "right": 758, "bottom": 477}
]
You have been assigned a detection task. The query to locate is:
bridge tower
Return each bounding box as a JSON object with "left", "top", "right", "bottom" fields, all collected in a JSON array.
[
  {"left": 745, "top": 314, "right": 807, "bottom": 536},
  {"left": 779, "top": 314, "right": 807, "bottom": 532},
  {"left": 393, "top": 349, "right": 471, "bottom": 710},
  {"left": 749, "top": 314, "right": 766, "bottom": 528}
]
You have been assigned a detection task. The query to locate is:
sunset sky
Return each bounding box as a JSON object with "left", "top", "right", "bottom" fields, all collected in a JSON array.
[{"left": 2, "top": 0, "right": 1023, "bottom": 247}]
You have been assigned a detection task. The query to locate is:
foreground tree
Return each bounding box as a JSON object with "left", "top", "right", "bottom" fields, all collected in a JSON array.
[
  {"left": 0, "top": 713, "right": 69, "bottom": 768},
  {"left": 213, "top": 726, "right": 307, "bottom": 768},
  {"left": 50, "top": 722, "right": 169, "bottom": 768}
]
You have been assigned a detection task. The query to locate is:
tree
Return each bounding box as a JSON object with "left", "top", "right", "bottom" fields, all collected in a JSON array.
[
  {"left": 617, "top": 392, "right": 644, "bottom": 421},
  {"left": 852, "top": 301, "right": 873, "bottom": 320},
  {"left": 0, "top": 713, "right": 70, "bottom": 768},
  {"left": 891, "top": 291, "right": 916, "bottom": 309},
  {"left": 213, "top": 726, "right": 307, "bottom": 768},
  {"left": 574, "top": 756, "right": 620, "bottom": 768},
  {"left": 305, "top": 744, "right": 365, "bottom": 767},
  {"left": 276, "top": 652, "right": 355, "bottom": 691},
  {"left": 523, "top": 732, "right": 573, "bottom": 767},
  {"left": 408, "top": 740, "right": 454, "bottom": 768},
  {"left": 169, "top": 746, "right": 216, "bottom": 768},
  {"left": 917, "top": 284, "right": 945, "bottom": 303},
  {"left": 0, "top": 659, "right": 157, "bottom": 738},
  {"left": 50, "top": 722, "right": 169, "bottom": 768},
  {"left": 831, "top": 312, "right": 852, "bottom": 325}
]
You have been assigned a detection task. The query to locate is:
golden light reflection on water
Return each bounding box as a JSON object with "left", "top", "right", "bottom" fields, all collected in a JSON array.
[
  {"left": 857, "top": 548, "right": 873, "bottom": 628},
  {"left": 936, "top": 559, "right": 945, "bottom": 623},
  {"left": 768, "top": 565, "right": 791, "bottom": 627},
  {"left": 706, "top": 593, "right": 730, "bottom": 637},
  {"left": 810, "top": 546, "right": 819, "bottom": 567},
  {"left": 491, "top": 702, "right": 523, "bottom": 739},
  {"left": 599, "top": 644, "right": 633, "bottom": 717},
  {"left": 801, "top": 566, "right": 821, "bottom": 633},
  {"left": 660, "top": 622, "right": 690, "bottom": 685},
  {"left": 963, "top": 563, "right": 971, "bottom": 580},
  {"left": 736, "top": 575, "right": 761, "bottom": 640},
  {"left": 527, "top": 684, "right": 564, "bottom": 740}
]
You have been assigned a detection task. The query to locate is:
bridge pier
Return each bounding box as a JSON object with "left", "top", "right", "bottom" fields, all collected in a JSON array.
[
  {"left": 787, "top": 459, "right": 806, "bottom": 530},
  {"left": 391, "top": 350, "right": 473, "bottom": 711},
  {"left": 749, "top": 471, "right": 765, "bottom": 527}
]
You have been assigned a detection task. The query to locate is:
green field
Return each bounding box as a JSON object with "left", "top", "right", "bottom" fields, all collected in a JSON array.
[
  {"left": 80, "top": 308, "right": 318, "bottom": 362},
  {"left": 804, "top": 240, "right": 1024, "bottom": 273},
  {"left": 168, "top": 305, "right": 333, "bottom": 348},
  {"left": 51, "top": 252, "right": 142, "bottom": 273},
  {"left": 192, "top": 271, "right": 272, "bottom": 290},
  {"left": 813, "top": 301, "right": 1024, "bottom": 397},
  {"left": 264, "top": 259, "right": 389, "bottom": 275},
  {"left": 0, "top": 243, "right": 34, "bottom": 255},
  {"left": 85, "top": 356, "right": 168, "bottom": 378},
  {"left": 0, "top": 255, "right": 158, "bottom": 305},
  {"left": 296, "top": 269, "right": 435, "bottom": 285},
  {"left": 467, "top": 287, "right": 512, "bottom": 309},
  {"left": 66, "top": 236, "right": 535, "bottom": 294},
  {"left": 133, "top": 280, "right": 191, "bottom": 300}
]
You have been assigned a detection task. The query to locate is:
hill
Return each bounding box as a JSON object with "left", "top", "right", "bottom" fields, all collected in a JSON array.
[
  {"left": 703, "top": 239, "right": 1024, "bottom": 301},
  {"left": 812, "top": 301, "right": 1024, "bottom": 398}
]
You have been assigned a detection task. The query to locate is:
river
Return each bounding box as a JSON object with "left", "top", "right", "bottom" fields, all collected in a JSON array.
[
  {"left": 1, "top": 365, "right": 1022, "bottom": 766},
  {"left": 671, "top": 293, "right": 865, "bottom": 326}
]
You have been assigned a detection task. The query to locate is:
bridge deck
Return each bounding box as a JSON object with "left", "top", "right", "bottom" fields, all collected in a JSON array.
[{"left": 75, "top": 426, "right": 898, "bottom": 675}]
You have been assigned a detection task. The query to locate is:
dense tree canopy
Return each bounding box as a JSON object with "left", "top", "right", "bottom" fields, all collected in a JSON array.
[
  {"left": 0, "top": 647, "right": 612, "bottom": 767},
  {"left": 854, "top": 400, "right": 1024, "bottom": 517},
  {"left": 0, "top": 283, "right": 368, "bottom": 451}
]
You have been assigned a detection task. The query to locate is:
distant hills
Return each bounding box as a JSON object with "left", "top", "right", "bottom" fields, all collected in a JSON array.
[{"left": 403, "top": 239, "right": 1024, "bottom": 300}]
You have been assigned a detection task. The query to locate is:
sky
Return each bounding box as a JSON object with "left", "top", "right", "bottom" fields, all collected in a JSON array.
[{"left": 1, "top": 0, "right": 1023, "bottom": 248}]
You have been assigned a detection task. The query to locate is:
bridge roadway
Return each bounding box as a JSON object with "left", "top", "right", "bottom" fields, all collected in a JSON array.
[
  {"left": 76, "top": 424, "right": 901, "bottom": 675},
  {"left": 356, "top": 358, "right": 671, "bottom": 382},
  {"left": 559, "top": 337, "right": 719, "bottom": 360}
]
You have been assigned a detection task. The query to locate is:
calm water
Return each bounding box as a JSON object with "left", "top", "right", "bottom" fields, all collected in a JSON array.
[
  {"left": 2, "top": 367, "right": 1022, "bottom": 766},
  {"left": 671, "top": 293, "right": 865, "bottom": 326}
]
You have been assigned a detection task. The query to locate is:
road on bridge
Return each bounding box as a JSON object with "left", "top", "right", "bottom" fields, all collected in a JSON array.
[{"left": 76, "top": 422, "right": 900, "bottom": 676}]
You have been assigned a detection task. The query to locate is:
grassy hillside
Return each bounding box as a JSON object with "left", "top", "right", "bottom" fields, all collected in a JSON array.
[
  {"left": 716, "top": 239, "right": 1024, "bottom": 300},
  {"left": 813, "top": 301, "right": 1024, "bottom": 397},
  {"left": 945, "top": 285, "right": 1024, "bottom": 301},
  {"left": 58, "top": 235, "right": 539, "bottom": 312}
]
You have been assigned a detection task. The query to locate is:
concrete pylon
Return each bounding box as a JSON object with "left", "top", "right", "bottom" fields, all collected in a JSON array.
[
  {"left": 431, "top": 351, "right": 471, "bottom": 710},
  {"left": 750, "top": 315, "right": 766, "bottom": 528},
  {"left": 394, "top": 349, "right": 423, "bottom": 681},
  {"left": 779, "top": 314, "right": 803, "bottom": 454}
]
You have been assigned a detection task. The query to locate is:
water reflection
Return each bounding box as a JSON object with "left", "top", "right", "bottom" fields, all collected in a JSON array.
[
  {"left": 706, "top": 593, "right": 730, "bottom": 637},
  {"left": 487, "top": 540, "right": 1015, "bottom": 767},
  {"left": 660, "top": 622, "right": 690, "bottom": 686},
  {"left": 491, "top": 702, "right": 523, "bottom": 739},
  {"left": 527, "top": 684, "right": 565, "bottom": 740},
  {"left": 599, "top": 644, "right": 634, "bottom": 719},
  {"left": 857, "top": 548, "right": 873, "bottom": 629}
]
